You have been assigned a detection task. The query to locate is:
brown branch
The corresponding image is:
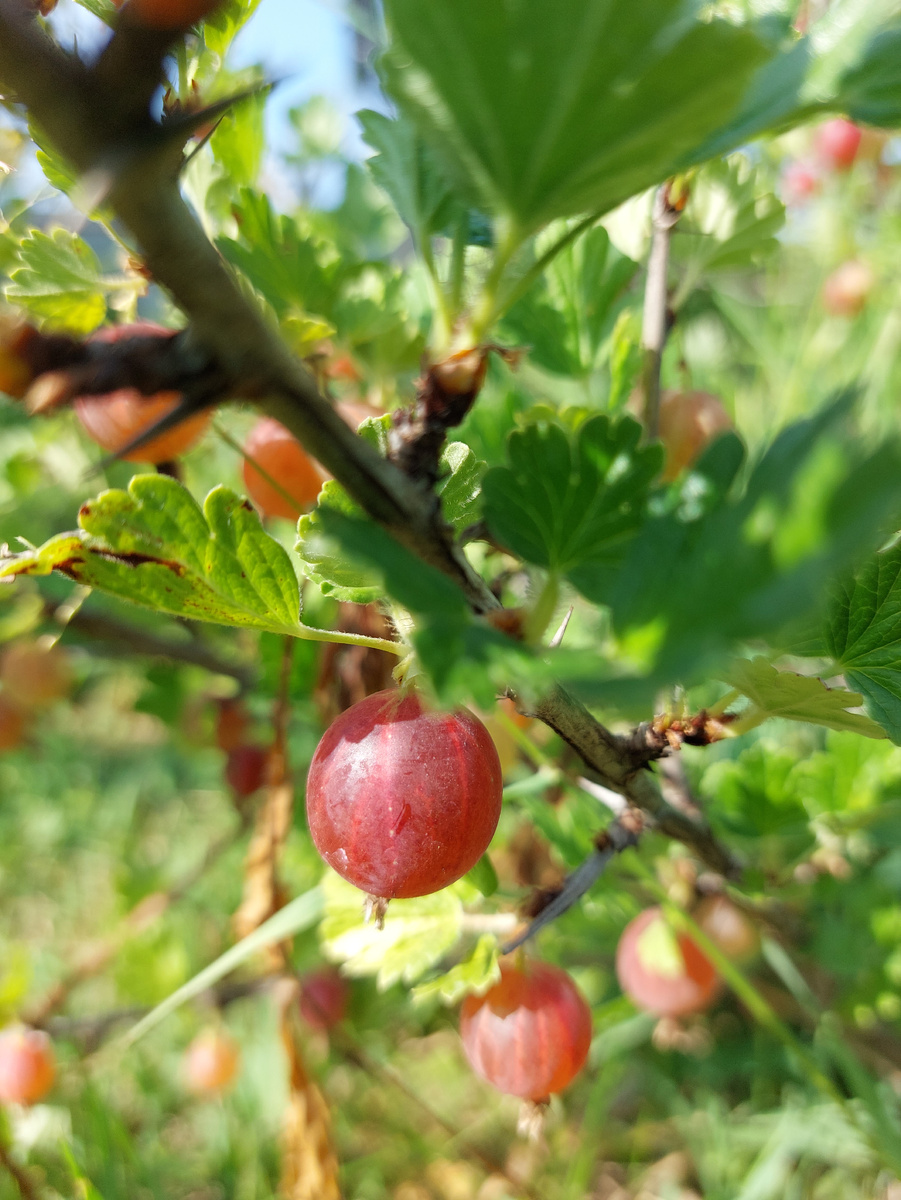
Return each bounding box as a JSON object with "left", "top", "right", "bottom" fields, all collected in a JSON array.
[{"left": 56, "top": 605, "right": 256, "bottom": 689}]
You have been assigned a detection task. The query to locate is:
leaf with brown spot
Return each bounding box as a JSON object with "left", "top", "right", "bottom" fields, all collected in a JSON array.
[{"left": 0, "top": 474, "right": 305, "bottom": 636}]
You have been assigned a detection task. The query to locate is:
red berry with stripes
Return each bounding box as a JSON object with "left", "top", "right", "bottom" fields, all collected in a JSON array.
[
  {"left": 460, "top": 961, "right": 592, "bottom": 1100},
  {"left": 305, "top": 688, "right": 502, "bottom": 900},
  {"left": 616, "top": 907, "right": 720, "bottom": 1017}
]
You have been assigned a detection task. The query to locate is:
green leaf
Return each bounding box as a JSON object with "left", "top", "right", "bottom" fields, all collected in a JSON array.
[
  {"left": 570, "top": 398, "right": 901, "bottom": 705},
  {"left": 670, "top": 157, "right": 784, "bottom": 308},
  {"left": 482, "top": 414, "right": 662, "bottom": 575},
  {"left": 296, "top": 480, "right": 383, "bottom": 604},
  {"left": 411, "top": 935, "right": 501, "bottom": 1006},
  {"left": 828, "top": 540, "right": 901, "bottom": 744},
  {"left": 320, "top": 873, "right": 463, "bottom": 990},
  {"left": 358, "top": 109, "right": 461, "bottom": 250},
  {"left": 202, "top": 0, "right": 264, "bottom": 56},
  {"left": 72, "top": 0, "right": 118, "bottom": 24},
  {"left": 722, "top": 657, "right": 886, "bottom": 739},
  {"left": 5, "top": 229, "right": 108, "bottom": 334},
  {"left": 312, "top": 509, "right": 549, "bottom": 706},
  {"left": 501, "top": 223, "right": 638, "bottom": 378},
  {"left": 464, "top": 852, "right": 498, "bottom": 898},
  {"left": 836, "top": 23, "right": 901, "bottom": 126},
  {"left": 297, "top": 435, "right": 484, "bottom": 600},
  {"left": 218, "top": 190, "right": 340, "bottom": 321},
  {"left": 436, "top": 441, "right": 484, "bottom": 534},
  {"left": 210, "top": 88, "right": 266, "bottom": 187},
  {"left": 0, "top": 476, "right": 306, "bottom": 637},
  {"left": 381, "top": 0, "right": 770, "bottom": 233}
]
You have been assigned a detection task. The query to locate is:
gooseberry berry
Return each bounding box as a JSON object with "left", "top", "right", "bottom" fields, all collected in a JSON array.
[
  {"left": 225, "top": 744, "right": 269, "bottom": 798},
  {"left": 657, "top": 389, "right": 733, "bottom": 482},
  {"left": 616, "top": 907, "right": 720, "bottom": 1018},
  {"left": 125, "top": 0, "right": 223, "bottom": 30},
  {"left": 183, "top": 1028, "right": 240, "bottom": 1095},
  {"left": 0, "top": 696, "right": 26, "bottom": 751},
  {"left": 299, "top": 967, "right": 348, "bottom": 1031},
  {"left": 305, "top": 688, "right": 503, "bottom": 900},
  {"left": 782, "top": 160, "right": 820, "bottom": 206},
  {"left": 460, "top": 961, "right": 592, "bottom": 1100},
  {"left": 694, "top": 895, "right": 760, "bottom": 964},
  {"left": 815, "top": 118, "right": 862, "bottom": 172},
  {"left": 73, "top": 323, "right": 210, "bottom": 464},
  {"left": 822, "top": 260, "right": 874, "bottom": 318},
  {"left": 0, "top": 640, "right": 71, "bottom": 710},
  {"left": 242, "top": 417, "right": 325, "bottom": 521},
  {"left": 0, "top": 1027, "right": 55, "bottom": 1105},
  {"left": 215, "top": 698, "right": 249, "bottom": 752}
]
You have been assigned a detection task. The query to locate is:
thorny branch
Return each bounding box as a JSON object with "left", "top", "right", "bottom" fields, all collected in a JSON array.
[{"left": 0, "top": 3, "right": 738, "bottom": 881}]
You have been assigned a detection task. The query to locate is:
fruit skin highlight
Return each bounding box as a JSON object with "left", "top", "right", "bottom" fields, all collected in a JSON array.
[
  {"left": 74, "top": 323, "right": 210, "bottom": 464},
  {"left": 242, "top": 417, "right": 325, "bottom": 521},
  {"left": 460, "top": 961, "right": 592, "bottom": 1100},
  {"left": 616, "top": 906, "right": 720, "bottom": 1018},
  {"left": 0, "top": 1027, "right": 55, "bottom": 1105},
  {"left": 305, "top": 689, "right": 503, "bottom": 900}
]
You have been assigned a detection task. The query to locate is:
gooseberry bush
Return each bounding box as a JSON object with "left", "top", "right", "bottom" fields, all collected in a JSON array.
[{"left": 3, "top": 0, "right": 901, "bottom": 1196}]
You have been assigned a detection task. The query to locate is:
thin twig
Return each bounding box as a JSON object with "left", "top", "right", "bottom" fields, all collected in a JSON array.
[
  {"left": 55, "top": 604, "right": 257, "bottom": 689},
  {"left": 501, "top": 816, "right": 643, "bottom": 954},
  {"left": 640, "top": 183, "right": 684, "bottom": 438}
]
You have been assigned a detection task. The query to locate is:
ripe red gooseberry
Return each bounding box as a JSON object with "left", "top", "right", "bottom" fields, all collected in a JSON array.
[
  {"left": 225, "top": 744, "right": 269, "bottom": 798},
  {"left": 657, "top": 390, "right": 733, "bottom": 481},
  {"left": 782, "top": 161, "right": 820, "bottom": 206},
  {"left": 74, "top": 323, "right": 211, "bottom": 464},
  {"left": 305, "top": 688, "right": 503, "bottom": 900},
  {"left": 125, "top": 0, "right": 223, "bottom": 30},
  {"left": 460, "top": 961, "right": 592, "bottom": 1101},
  {"left": 0, "top": 640, "right": 71, "bottom": 710},
  {"left": 0, "top": 696, "right": 26, "bottom": 751},
  {"left": 0, "top": 1027, "right": 55, "bottom": 1105},
  {"left": 242, "top": 417, "right": 325, "bottom": 521},
  {"left": 183, "top": 1028, "right": 240, "bottom": 1095},
  {"left": 694, "top": 894, "right": 760, "bottom": 965},
  {"left": 616, "top": 906, "right": 720, "bottom": 1018},
  {"left": 815, "top": 118, "right": 863, "bottom": 171},
  {"left": 299, "top": 966, "right": 349, "bottom": 1031},
  {"left": 822, "top": 260, "right": 874, "bottom": 318}
]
